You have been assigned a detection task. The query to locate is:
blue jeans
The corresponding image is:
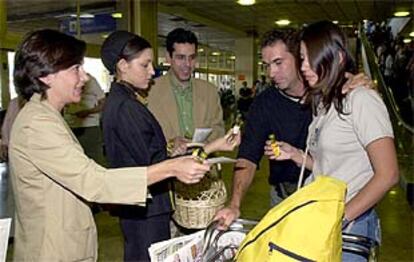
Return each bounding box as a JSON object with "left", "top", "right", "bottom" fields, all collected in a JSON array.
[
  {"left": 342, "top": 209, "right": 381, "bottom": 262},
  {"left": 270, "top": 182, "right": 297, "bottom": 207}
]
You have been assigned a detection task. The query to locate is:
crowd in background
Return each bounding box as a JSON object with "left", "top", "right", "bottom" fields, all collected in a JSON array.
[{"left": 366, "top": 20, "right": 414, "bottom": 125}]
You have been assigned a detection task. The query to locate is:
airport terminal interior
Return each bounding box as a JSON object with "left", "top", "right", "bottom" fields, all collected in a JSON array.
[{"left": 0, "top": 0, "right": 413, "bottom": 261}]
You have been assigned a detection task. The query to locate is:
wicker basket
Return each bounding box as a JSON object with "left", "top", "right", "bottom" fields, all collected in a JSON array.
[{"left": 172, "top": 175, "right": 227, "bottom": 229}]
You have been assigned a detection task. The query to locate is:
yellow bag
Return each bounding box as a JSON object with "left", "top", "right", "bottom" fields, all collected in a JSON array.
[{"left": 235, "top": 176, "right": 346, "bottom": 262}]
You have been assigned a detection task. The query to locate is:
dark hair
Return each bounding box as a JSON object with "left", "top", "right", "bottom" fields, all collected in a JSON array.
[
  {"left": 166, "top": 28, "right": 198, "bottom": 57},
  {"left": 300, "top": 21, "right": 356, "bottom": 115},
  {"left": 260, "top": 29, "right": 302, "bottom": 79},
  {"left": 118, "top": 36, "right": 151, "bottom": 65},
  {"left": 14, "top": 29, "right": 86, "bottom": 100}
]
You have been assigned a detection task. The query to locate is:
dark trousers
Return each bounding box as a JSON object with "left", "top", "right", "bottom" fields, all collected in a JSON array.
[{"left": 120, "top": 214, "right": 170, "bottom": 262}]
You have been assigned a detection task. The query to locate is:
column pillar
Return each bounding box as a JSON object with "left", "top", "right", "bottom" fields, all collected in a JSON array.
[
  {"left": 0, "top": 0, "right": 10, "bottom": 108},
  {"left": 234, "top": 36, "right": 257, "bottom": 95},
  {"left": 130, "top": 0, "right": 158, "bottom": 60}
]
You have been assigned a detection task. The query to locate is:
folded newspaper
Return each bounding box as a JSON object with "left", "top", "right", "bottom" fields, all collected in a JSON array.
[
  {"left": 149, "top": 230, "right": 204, "bottom": 262},
  {"left": 0, "top": 218, "right": 11, "bottom": 262},
  {"left": 149, "top": 226, "right": 246, "bottom": 262}
]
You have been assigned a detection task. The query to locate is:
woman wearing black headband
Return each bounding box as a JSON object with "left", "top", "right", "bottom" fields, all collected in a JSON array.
[{"left": 101, "top": 31, "right": 240, "bottom": 261}]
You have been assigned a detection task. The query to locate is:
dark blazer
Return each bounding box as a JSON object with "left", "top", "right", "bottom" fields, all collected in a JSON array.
[{"left": 102, "top": 82, "right": 171, "bottom": 217}]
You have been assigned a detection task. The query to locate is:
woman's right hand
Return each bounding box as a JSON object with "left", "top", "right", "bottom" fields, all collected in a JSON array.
[{"left": 171, "top": 156, "right": 210, "bottom": 184}]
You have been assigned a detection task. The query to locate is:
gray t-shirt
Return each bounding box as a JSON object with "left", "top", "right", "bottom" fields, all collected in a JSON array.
[{"left": 306, "top": 87, "right": 393, "bottom": 202}]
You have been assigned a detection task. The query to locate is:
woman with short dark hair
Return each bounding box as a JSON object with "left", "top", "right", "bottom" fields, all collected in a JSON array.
[{"left": 9, "top": 29, "right": 210, "bottom": 261}]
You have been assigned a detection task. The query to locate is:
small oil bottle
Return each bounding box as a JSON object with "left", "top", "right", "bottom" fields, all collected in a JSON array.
[
  {"left": 232, "top": 113, "right": 243, "bottom": 135},
  {"left": 227, "top": 113, "right": 243, "bottom": 143},
  {"left": 268, "top": 134, "right": 281, "bottom": 157},
  {"left": 191, "top": 148, "right": 208, "bottom": 163}
]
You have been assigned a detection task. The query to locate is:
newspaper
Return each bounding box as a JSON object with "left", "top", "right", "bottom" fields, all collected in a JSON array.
[
  {"left": 149, "top": 230, "right": 204, "bottom": 262},
  {"left": 149, "top": 226, "right": 247, "bottom": 262},
  {"left": 0, "top": 218, "right": 11, "bottom": 262},
  {"left": 206, "top": 157, "right": 237, "bottom": 165},
  {"left": 192, "top": 128, "right": 212, "bottom": 143}
]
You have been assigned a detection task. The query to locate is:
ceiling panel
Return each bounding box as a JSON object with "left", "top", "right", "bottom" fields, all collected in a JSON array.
[{"left": 5, "top": 0, "right": 414, "bottom": 51}]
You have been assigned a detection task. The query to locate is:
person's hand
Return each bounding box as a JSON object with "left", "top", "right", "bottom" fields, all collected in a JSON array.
[
  {"left": 170, "top": 137, "right": 190, "bottom": 157},
  {"left": 264, "top": 140, "right": 300, "bottom": 161},
  {"left": 213, "top": 206, "right": 241, "bottom": 230},
  {"left": 172, "top": 156, "right": 210, "bottom": 184},
  {"left": 75, "top": 110, "right": 90, "bottom": 118},
  {"left": 204, "top": 129, "right": 241, "bottom": 154},
  {"left": 342, "top": 72, "right": 375, "bottom": 94}
]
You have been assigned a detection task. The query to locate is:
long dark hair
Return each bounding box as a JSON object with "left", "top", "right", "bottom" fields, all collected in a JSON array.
[
  {"left": 14, "top": 29, "right": 86, "bottom": 100},
  {"left": 300, "top": 21, "right": 356, "bottom": 115}
]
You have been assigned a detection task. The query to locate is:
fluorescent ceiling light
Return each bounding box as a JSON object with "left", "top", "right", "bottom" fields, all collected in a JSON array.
[
  {"left": 275, "top": 19, "right": 290, "bottom": 26},
  {"left": 410, "top": 32, "right": 414, "bottom": 37},
  {"left": 229, "top": 55, "right": 236, "bottom": 60},
  {"left": 237, "top": 0, "right": 255, "bottom": 6},
  {"left": 70, "top": 13, "right": 94, "bottom": 18},
  {"left": 403, "top": 38, "right": 412, "bottom": 43},
  {"left": 394, "top": 11, "right": 409, "bottom": 17},
  {"left": 211, "top": 52, "right": 221, "bottom": 56},
  {"left": 112, "top": 13, "right": 123, "bottom": 19},
  {"left": 332, "top": 20, "right": 338, "bottom": 24},
  {"left": 198, "top": 48, "right": 204, "bottom": 52}
]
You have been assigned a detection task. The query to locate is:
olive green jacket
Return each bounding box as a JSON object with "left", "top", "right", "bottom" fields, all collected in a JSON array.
[{"left": 148, "top": 72, "right": 225, "bottom": 143}]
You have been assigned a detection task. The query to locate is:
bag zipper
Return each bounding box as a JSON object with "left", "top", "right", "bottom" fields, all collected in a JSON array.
[
  {"left": 268, "top": 242, "right": 316, "bottom": 262},
  {"left": 237, "top": 200, "right": 317, "bottom": 258}
]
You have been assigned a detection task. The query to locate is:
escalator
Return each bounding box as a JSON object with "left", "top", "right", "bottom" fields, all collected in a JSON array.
[{"left": 360, "top": 30, "right": 414, "bottom": 207}]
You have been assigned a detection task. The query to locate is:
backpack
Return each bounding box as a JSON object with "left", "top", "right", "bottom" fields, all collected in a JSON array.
[{"left": 235, "top": 176, "right": 346, "bottom": 262}]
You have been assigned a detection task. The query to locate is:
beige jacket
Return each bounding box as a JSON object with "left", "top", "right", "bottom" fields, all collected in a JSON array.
[
  {"left": 9, "top": 94, "right": 148, "bottom": 261},
  {"left": 148, "top": 72, "right": 225, "bottom": 142}
]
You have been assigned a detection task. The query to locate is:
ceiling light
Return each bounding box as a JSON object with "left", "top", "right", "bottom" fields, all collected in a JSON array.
[
  {"left": 101, "top": 34, "right": 109, "bottom": 39},
  {"left": 211, "top": 52, "right": 221, "bottom": 56},
  {"left": 198, "top": 48, "right": 204, "bottom": 52},
  {"left": 275, "top": 20, "right": 290, "bottom": 26},
  {"left": 112, "top": 13, "right": 123, "bottom": 19},
  {"left": 70, "top": 13, "right": 94, "bottom": 18},
  {"left": 332, "top": 20, "right": 338, "bottom": 24},
  {"left": 230, "top": 55, "right": 236, "bottom": 60},
  {"left": 410, "top": 32, "right": 414, "bottom": 37},
  {"left": 394, "top": 11, "right": 409, "bottom": 17},
  {"left": 403, "top": 38, "right": 412, "bottom": 44},
  {"left": 237, "top": 0, "right": 255, "bottom": 6}
]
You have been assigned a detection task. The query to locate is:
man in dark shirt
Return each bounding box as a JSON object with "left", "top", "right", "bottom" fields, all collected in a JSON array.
[
  {"left": 214, "top": 29, "right": 311, "bottom": 227},
  {"left": 215, "top": 29, "right": 371, "bottom": 228}
]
